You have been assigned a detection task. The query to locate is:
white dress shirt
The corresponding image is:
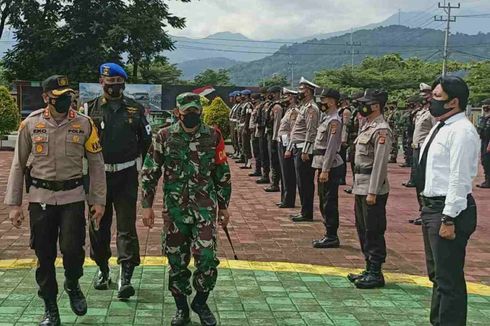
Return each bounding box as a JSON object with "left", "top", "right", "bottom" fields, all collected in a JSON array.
[{"left": 420, "top": 112, "right": 480, "bottom": 217}]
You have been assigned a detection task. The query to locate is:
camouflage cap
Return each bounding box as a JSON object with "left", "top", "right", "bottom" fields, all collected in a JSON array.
[{"left": 176, "top": 92, "right": 202, "bottom": 112}]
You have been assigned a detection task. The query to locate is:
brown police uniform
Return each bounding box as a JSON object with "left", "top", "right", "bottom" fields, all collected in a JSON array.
[{"left": 4, "top": 107, "right": 106, "bottom": 300}]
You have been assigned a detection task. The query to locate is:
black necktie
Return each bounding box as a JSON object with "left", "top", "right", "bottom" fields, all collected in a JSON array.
[{"left": 416, "top": 121, "right": 446, "bottom": 191}]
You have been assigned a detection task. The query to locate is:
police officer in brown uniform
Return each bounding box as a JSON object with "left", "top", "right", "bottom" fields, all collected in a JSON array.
[
  {"left": 265, "top": 86, "right": 283, "bottom": 193},
  {"left": 346, "top": 89, "right": 392, "bottom": 289},
  {"left": 286, "top": 77, "right": 320, "bottom": 222},
  {"left": 277, "top": 88, "right": 300, "bottom": 208},
  {"left": 5, "top": 75, "right": 106, "bottom": 326},
  {"left": 84, "top": 63, "right": 152, "bottom": 299},
  {"left": 312, "top": 88, "right": 344, "bottom": 248}
]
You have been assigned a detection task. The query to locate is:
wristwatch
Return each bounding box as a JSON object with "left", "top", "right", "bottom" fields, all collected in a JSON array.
[{"left": 441, "top": 215, "right": 455, "bottom": 226}]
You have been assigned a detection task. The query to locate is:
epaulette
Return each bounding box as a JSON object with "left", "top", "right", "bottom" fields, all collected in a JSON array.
[{"left": 26, "top": 108, "right": 46, "bottom": 119}]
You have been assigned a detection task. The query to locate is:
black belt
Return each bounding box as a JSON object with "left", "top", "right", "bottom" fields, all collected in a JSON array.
[
  {"left": 354, "top": 166, "right": 373, "bottom": 174},
  {"left": 31, "top": 177, "right": 84, "bottom": 192},
  {"left": 421, "top": 194, "right": 472, "bottom": 210},
  {"left": 313, "top": 149, "right": 326, "bottom": 156}
]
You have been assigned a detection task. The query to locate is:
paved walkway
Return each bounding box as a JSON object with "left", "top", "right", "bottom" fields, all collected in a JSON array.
[{"left": 0, "top": 150, "right": 489, "bottom": 325}]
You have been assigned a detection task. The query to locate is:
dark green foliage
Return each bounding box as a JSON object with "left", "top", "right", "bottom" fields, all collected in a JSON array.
[
  {"left": 202, "top": 97, "right": 231, "bottom": 139},
  {"left": 0, "top": 85, "right": 19, "bottom": 136},
  {"left": 259, "top": 74, "right": 289, "bottom": 88},
  {"left": 193, "top": 69, "right": 232, "bottom": 86}
]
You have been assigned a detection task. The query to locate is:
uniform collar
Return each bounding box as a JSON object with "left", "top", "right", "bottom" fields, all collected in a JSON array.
[{"left": 443, "top": 112, "right": 465, "bottom": 125}]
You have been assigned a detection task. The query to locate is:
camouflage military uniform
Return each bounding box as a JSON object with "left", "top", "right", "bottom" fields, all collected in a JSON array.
[
  {"left": 141, "top": 122, "right": 231, "bottom": 296},
  {"left": 385, "top": 105, "right": 399, "bottom": 163}
]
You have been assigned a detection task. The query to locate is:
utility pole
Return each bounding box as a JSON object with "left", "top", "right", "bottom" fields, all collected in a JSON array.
[
  {"left": 398, "top": 9, "right": 401, "bottom": 25},
  {"left": 434, "top": 2, "right": 460, "bottom": 76},
  {"left": 346, "top": 29, "right": 361, "bottom": 71},
  {"left": 288, "top": 55, "right": 295, "bottom": 88}
]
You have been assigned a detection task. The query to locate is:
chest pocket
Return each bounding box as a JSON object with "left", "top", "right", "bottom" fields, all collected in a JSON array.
[
  {"left": 316, "top": 122, "right": 329, "bottom": 144},
  {"left": 65, "top": 133, "right": 85, "bottom": 157},
  {"left": 356, "top": 129, "right": 375, "bottom": 155},
  {"left": 164, "top": 136, "right": 186, "bottom": 182},
  {"left": 196, "top": 137, "right": 215, "bottom": 177},
  {"left": 32, "top": 134, "right": 49, "bottom": 156}
]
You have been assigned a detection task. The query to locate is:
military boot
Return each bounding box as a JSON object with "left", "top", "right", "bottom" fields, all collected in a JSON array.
[
  {"left": 117, "top": 263, "right": 135, "bottom": 300},
  {"left": 64, "top": 280, "right": 87, "bottom": 316},
  {"left": 291, "top": 213, "right": 313, "bottom": 222},
  {"left": 240, "top": 159, "right": 252, "bottom": 169},
  {"left": 477, "top": 176, "right": 490, "bottom": 188},
  {"left": 94, "top": 264, "right": 111, "bottom": 290},
  {"left": 347, "top": 261, "right": 370, "bottom": 283},
  {"left": 191, "top": 292, "right": 217, "bottom": 326},
  {"left": 171, "top": 295, "right": 190, "bottom": 326},
  {"left": 39, "top": 298, "right": 60, "bottom": 326},
  {"left": 256, "top": 174, "right": 270, "bottom": 184},
  {"left": 265, "top": 169, "right": 280, "bottom": 192},
  {"left": 354, "top": 262, "right": 385, "bottom": 289},
  {"left": 249, "top": 170, "right": 262, "bottom": 177}
]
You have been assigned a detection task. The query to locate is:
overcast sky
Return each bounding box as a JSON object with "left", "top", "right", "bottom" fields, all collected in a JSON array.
[{"left": 167, "top": 0, "right": 490, "bottom": 40}]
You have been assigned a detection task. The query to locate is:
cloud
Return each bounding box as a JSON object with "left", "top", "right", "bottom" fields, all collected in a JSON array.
[{"left": 167, "top": 0, "right": 490, "bottom": 40}]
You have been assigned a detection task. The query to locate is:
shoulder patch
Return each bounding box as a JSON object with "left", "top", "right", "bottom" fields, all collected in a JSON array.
[
  {"left": 214, "top": 128, "right": 227, "bottom": 165},
  {"left": 18, "top": 121, "right": 26, "bottom": 132},
  {"left": 84, "top": 119, "right": 102, "bottom": 154}
]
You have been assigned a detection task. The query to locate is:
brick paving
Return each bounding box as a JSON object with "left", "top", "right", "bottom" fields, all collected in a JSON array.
[
  {"left": 0, "top": 150, "right": 489, "bottom": 284},
  {"left": 0, "top": 150, "right": 490, "bottom": 325}
]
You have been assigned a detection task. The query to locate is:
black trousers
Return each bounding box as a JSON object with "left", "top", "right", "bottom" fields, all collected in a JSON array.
[
  {"left": 259, "top": 134, "right": 270, "bottom": 174},
  {"left": 354, "top": 194, "right": 388, "bottom": 264},
  {"left": 421, "top": 195, "right": 477, "bottom": 326},
  {"left": 241, "top": 127, "right": 252, "bottom": 160},
  {"left": 90, "top": 165, "right": 140, "bottom": 267},
  {"left": 251, "top": 135, "right": 262, "bottom": 173},
  {"left": 278, "top": 143, "right": 296, "bottom": 206},
  {"left": 409, "top": 147, "right": 420, "bottom": 183},
  {"left": 267, "top": 135, "right": 281, "bottom": 187},
  {"left": 318, "top": 166, "right": 342, "bottom": 237},
  {"left": 481, "top": 142, "right": 490, "bottom": 178},
  {"left": 29, "top": 201, "right": 86, "bottom": 299},
  {"left": 293, "top": 148, "right": 315, "bottom": 216}
]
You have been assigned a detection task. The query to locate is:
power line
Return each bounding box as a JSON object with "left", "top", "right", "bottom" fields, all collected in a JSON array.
[{"left": 451, "top": 49, "right": 490, "bottom": 60}]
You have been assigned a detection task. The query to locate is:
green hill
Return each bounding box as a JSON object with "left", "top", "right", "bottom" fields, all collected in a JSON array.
[{"left": 229, "top": 25, "right": 490, "bottom": 86}]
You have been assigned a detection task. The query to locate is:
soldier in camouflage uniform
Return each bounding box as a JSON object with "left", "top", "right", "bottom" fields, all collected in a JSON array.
[
  {"left": 140, "top": 93, "right": 231, "bottom": 326},
  {"left": 477, "top": 98, "right": 490, "bottom": 188},
  {"left": 249, "top": 93, "right": 263, "bottom": 177},
  {"left": 344, "top": 92, "right": 365, "bottom": 194},
  {"left": 256, "top": 88, "right": 272, "bottom": 184},
  {"left": 401, "top": 95, "right": 424, "bottom": 187},
  {"left": 385, "top": 101, "right": 399, "bottom": 163}
]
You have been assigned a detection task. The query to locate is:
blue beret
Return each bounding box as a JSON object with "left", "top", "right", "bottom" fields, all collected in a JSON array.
[
  {"left": 241, "top": 89, "right": 252, "bottom": 96},
  {"left": 229, "top": 91, "right": 238, "bottom": 97},
  {"left": 99, "top": 63, "right": 128, "bottom": 80}
]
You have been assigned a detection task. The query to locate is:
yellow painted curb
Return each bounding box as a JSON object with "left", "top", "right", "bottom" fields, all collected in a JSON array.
[{"left": 0, "top": 257, "right": 488, "bottom": 296}]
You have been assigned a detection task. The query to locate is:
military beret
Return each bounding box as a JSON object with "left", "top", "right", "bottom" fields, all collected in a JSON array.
[
  {"left": 229, "top": 91, "right": 236, "bottom": 97},
  {"left": 176, "top": 92, "right": 202, "bottom": 112},
  {"left": 241, "top": 89, "right": 252, "bottom": 96},
  {"left": 315, "top": 88, "right": 340, "bottom": 101},
  {"left": 358, "top": 88, "right": 388, "bottom": 104},
  {"left": 99, "top": 63, "right": 128, "bottom": 80},
  {"left": 267, "top": 86, "right": 282, "bottom": 93},
  {"left": 42, "top": 75, "right": 75, "bottom": 96}
]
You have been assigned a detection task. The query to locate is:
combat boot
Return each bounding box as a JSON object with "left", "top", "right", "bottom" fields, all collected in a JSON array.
[
  {"left": 240, "top": 159, "right": 252, "bottom": 169},
  {"left": 171, "top": 295, "right": 190, "bottom": 326},
  {"left": 249, "top": 170, "right": 262, "bottom": 177},
  {"left": 256, "top": 175, "right": 270, "bottom": 184},
  {"left": 94, "top": 264, "right": 111, "bottom": 290},
  {"left": 117, "top": 263, "right": 135, "bottom": 300},
  {"left": 64, "top": 280, "right": 87, "bottom": 316},
  {"left": 347, "top": 261, "right": 370, "bottom": 283},
  {"left": 476, "top": 176, "right": 490, "bottom": 188},
  {"left": 354, "top": 262, "right": 385, "bottom": 289},
  {"left": 191, "top": 292, "right": 217, "bottom": 326},
  {"left": 264, "top": 185, "right": 280, "bottom": 192},
  {"left": 39, "top": 298, "right": 60, "bottom": 326},
  {"left": 291, "top": 213, "right": 313, "bottom": 222},
  {"left": 312, "top": 235, "right": 340, "bottom": 248},
  {"left": 344, "top": 187, "right": 353, "bottom": 194}
]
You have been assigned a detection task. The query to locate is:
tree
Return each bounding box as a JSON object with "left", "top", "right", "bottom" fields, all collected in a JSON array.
[
  {"left": 123, "top": 0, "right": 189, "bottom": 80},
  {"left": 132, "top": 56, "right": 183, "bottom": 85},
  {"left": 193, "top": 69, "right": 232, "bottom": 86},
  {"left": 259, "top": 74, "right": 289, "bottom": 88},
  {"left": 202, "top": 97, "right": 231, "bottom": 139},
  {"left": 466, "top": 61, "right": 490, "bottom": 105},
  {"left": 0, "top": 85, "right": 20, "bottom": 142},
  {"left": 0, "top": 0, "right": 15, "bottom": 39}
]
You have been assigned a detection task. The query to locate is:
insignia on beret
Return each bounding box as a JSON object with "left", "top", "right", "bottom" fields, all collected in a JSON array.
[{"left": 102, "top": 66, "right": 110, "bottom": 76}]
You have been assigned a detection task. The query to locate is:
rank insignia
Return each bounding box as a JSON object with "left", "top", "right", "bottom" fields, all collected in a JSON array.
[
  {"left": 35, "top": 122, "right": 46, "bottom": 129},
  {"left": 72, "top": 135, "right": 80, "bottom": 143},
  {"left": 36, "top": 144, "right": 44, "bottom": 153},
  {"left": 68, "top": 110, "right": 76, "bottom": 120}
]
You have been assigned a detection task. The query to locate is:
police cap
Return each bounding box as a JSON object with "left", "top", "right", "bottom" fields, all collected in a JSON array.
[
  {"left": 357, "top": 88, "right": 388, "bottom": 105},
  {"left": 315, "top": 88, "right": 340, "bottom": 101},
  {"left": 267, "top": 86, "right": 282, "bottom": 94},
  {"left": 42, "top": 75, "right": 75, "bottom": 97}
]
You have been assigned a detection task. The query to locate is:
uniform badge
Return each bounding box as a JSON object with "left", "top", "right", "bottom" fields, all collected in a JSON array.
[
  {"left": 100, "top": 121, "right": 105, "bottom": 130},
  {"left": 43, "top": 109, "right": 50, "bottom": 118},
  {"left": 68, "top": 110, "right": 76, "bottom": 120},
  {"left": 72, "top": 135, "right": 80, "bottom": 143},
  {"left": 330, "top": 124, "right": 337, "bottom": 134},
  {"left": 35, "top": 122, "right": 46, "bottom": 129},
  {"left": 36, "top": 144, "right": 44, "bottom": 153},
  {"left": 71, "top": 123, "right": 81, "bottom": 129},
  {"left": 18, "top": 121, "right": 26, "bottom": 132},
  {"left": 103, "top": 66, "right": 110, "bottom": 76},
  {"left": 378, "top": 130, "right": 387, "bottom": 145}
]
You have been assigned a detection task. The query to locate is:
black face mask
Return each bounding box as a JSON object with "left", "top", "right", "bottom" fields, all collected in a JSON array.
[
  {"left": 320, "top": 104, "right": 328, "bottom": 112},
  {"left": 429, "top": 98, "right": 451, "bottom": 117},
  {"left": 267, "top": 94, "right": 274, "bottom": 100},
  {"left": 104, "top": 84, "right": 125, "bottom": 98},
  {"left": 180, "top": 112, "right": 201, "bottom": 129},
  {"left": 51, "top": 94, "right": 72, "bottom": 113},
  {"left": 298, "top": 92, "right": 306, "bottom": 101},
  {"left": 359, "top": 104, "right": 373, "bottom": 117}
]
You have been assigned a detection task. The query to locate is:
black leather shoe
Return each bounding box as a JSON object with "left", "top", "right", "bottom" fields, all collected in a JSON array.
[
  {"left": 289, "top": 213, "right": 302, "bottom": 219},
  {"left": 236, "top": 158, "right": 246, "bottom": 164},
  {"left": 344, "top": 188, "right": 353, "bottom": 194},
  {"left": 264, "top": 185, "right": 280, "bottom": 192},
  {"left": 347, "top": 261, "right": 370, "bottom": 283},
  {"left": 94, "top": 266, "right": 111, "bottom": 290},
  {"left": 279, "top": 203, "right": 295, "bottom": 209},
  {"left": 64, "top": 280, "right": 87, "bottom": 316},
  {"left": 402, "top": 181, "right": 416, "bottom": 187},
  {"left": 291, "top": 214, "right": 313, "bottom": 222},
  {"left": 354, "top": 263, "right": 385, "bottom": 289},
  {"left": 312, "top": 237, "right": 340, "bottom": 248},
  {"left": 40, "top": 298, "right": 60, "bottom": 326},
  {"left": 117, "top": 263, "right": 135, "bottom": 300},
  {"left": 256, "top": 177, "right": 270, "bottom": 184},
  {"left": 412, "top": 217, "right": 422, "bottom": 225},
  {"left": 171, "top": 296, "right": 190, "bottom": 326},
  {"left": 191, "top": 292, "right": 217, "bottom": 326},
  {"left": 249, "top": 171, "right": 262, "bottom": 177}
]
